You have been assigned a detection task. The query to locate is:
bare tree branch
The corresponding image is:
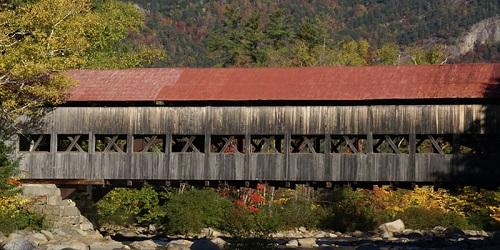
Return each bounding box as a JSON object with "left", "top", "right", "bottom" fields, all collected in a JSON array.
[{"left": 47, "top": 11, "right": 74, "bottom": 52}]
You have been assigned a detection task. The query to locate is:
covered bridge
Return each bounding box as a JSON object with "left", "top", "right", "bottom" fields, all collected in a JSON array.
[{"left": 17, "top": 64, "right": 500, "bottom": 186}]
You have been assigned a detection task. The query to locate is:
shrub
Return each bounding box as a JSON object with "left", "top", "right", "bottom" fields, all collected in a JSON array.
[
  {"left": 163, "top": 188, "right": 232, "bottom": 234},
  {"left": 222, "top": 205, "right": 282, "bottom": 237},
  {"left": 97, "top": 185, "right": 164, "bottom": 225},
  {"left": 455, "top": 187, "right": 500, "bottom": 230},
  {"left": 0, "top": 140, "right": 19, "bottom": 195},
  {"left": 274, "top": 199, "right": 326, "bottom": 230},
  {"left": 0, "top": 195, "right": 46, "bottom": 234},
  {"left": 396, "top": 207, "right": 471, "bottom": 230},
  {"left": 320, "top": 187, "right": 376, "bottom": 232}
]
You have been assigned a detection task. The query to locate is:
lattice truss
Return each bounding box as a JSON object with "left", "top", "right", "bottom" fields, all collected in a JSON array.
[
  {"left": 18, "top": 134, "right": 50, "bottom": 152},
  {"left": 172, "top": 135, "right": 204, "bottom": 153},
  {"left": 331, "top": 135, "right": 367, "bottom": 153},
  {"left": 133, "top": 135, "right": 164, "bottom": 153},
  {"left": 18, "top": 133, "right": 498, "bottom": 155},
  {"left": 373, "top": 135, "right": 409, "bottom": 154},
  {"left": 251, "top": 135, "right": 284, "bottom": 153},
  {"left": 211, "top": 135, "right": 245, "bottom": 153},
  {"left": 95, "top": 135, "right": 127, "bottom": 152},
  {"left": 290, "top": 135, "right": 324, "bottom": 153},
  {"left": 57, "top": 135, "right": 89, "bottom": 152}
]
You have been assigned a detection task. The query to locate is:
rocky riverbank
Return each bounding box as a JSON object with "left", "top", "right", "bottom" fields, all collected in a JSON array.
[
  {"left": 2, "top": 223, "right": 500, "bottom": 250},
  {"left": 2, "top": 184, "right": 499, "bottom": 249}
]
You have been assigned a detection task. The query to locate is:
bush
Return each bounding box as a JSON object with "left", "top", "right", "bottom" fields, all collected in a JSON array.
[
  {"left": 0, "top": 195, "right": 46, "bottom": 234},
  {"left": 97, "top": 185, "right": 164, "bottom": 225},
  {"left": 456, "top": 187, "right": 500, "bottom": 230},
  {"left": 163, "top": 188, "right": 232, "bottom": 234},
  {"left": 0, "top": 140, "right": 19, "bottom": 195},
  {"left": 275, "top": 199, "right": 326, "bottom": 230},
  {"left": 320, "top": 187, "right": 376, "bottom": 232},
  {"left": 396, "top": 207, "right": 471, "bottom": 230},
  {"left": 222, "top": 205, "right": 282, "bottom": 237}
]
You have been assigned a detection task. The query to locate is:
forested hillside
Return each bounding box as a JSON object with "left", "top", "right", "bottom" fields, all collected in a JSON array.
[{"left": 129, "top": 0, "right": 499, "bottom": 67}]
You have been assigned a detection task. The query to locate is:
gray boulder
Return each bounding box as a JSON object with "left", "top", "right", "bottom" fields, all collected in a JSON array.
[
  {"left": 285, "top": 239, "right": 299, "bottom": 247},
  {"left": 0, "top": 232, "right": 7, "bottom": 245},
  {"left": 191, "top": 239, "right": 221, "bottom": 250},
  {"left": 26, "top": 233, "right": 48, "bottom": 246},
  {"left": 378, "top": 219, "right": 405, "bottom": 234},
  {"left": 89, "top": 240, "right": 125, "bottom": 250},
  {"left": 3, "top": 238, "right": 37, "bottom": 250},
  {"left": 165, "top": 240, "right": 193, "bottom": 250},
  {"left": 444, "top": 227, "right": 465, "bottom": 238},
  {"left": 297, "top": 238, "right": 317, "bottom": 248},
  {"left": 46, "top": 241, "right": 88, "bottom": 250},
  {"left": 129, "top": 240, "right": 157, "bottom": 250}
]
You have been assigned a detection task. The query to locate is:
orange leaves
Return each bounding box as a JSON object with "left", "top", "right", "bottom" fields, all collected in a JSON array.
[{"left": 6, "top": 178, "right": 21, "bottom": 187}]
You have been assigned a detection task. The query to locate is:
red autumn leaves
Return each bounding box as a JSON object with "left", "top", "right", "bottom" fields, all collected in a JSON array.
[{"left": 234, "top": 183, "right": 266, "bottom": 213}]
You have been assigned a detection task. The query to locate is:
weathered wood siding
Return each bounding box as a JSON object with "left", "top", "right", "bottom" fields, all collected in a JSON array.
[{"left": 18, "top": 105, "right": 500, "bottom": 182}]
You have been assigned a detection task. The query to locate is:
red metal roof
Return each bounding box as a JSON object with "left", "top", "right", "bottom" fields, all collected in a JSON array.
[{"left": 67, "top": 64, "right": 500, "bottom": 102}]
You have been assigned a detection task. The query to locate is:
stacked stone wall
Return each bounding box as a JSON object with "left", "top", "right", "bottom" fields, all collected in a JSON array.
[{"left": 22, "top": 184, "right": 94, "bottom": 231}]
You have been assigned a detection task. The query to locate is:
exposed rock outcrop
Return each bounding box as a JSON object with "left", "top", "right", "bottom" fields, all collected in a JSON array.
[{"left": 450, "top": 16, "right": 500, "bottom": 57}]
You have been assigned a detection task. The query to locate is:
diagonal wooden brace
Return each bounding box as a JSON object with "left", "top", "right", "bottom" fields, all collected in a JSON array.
[
  {"left": 343, "top": 136, "right": 359, "bottom": 153},
  {"left": 384, "top": 135, "right": 401, "bottom": 154},
  {"left": 66, "top": 135, "right": 84, "bottom": 152},
  {"left": 179, "top": 136, "right": 200, "bottom": 152},
  {"left": 428, "top": 135, "right": 445, "bottom": 155},
  {"left": 142, "top": 135, "right": 159, "bottom": 152}
]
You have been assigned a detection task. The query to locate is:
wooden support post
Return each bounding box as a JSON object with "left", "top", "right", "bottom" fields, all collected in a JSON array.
[
  {"left": 245, "top": 132, "right": 251, "bottom": 180},
  {"left": 452, "top": 134, "right": 459, "bottom": 154},
  {"left": 50, "top": 133, "right": 57, "bottom": 153},
  {"left": 285, "top": 132, "right": 291, "bottom": 180},
  {"left": 325, "top": 133, "right": 332, "bottom": 181},
  {"left": 89, "top": 132, "right": 95, "bottom": 153},
  {"left": 367, "top": 132, "right": 374, "bottom": 154},
  {"left": 409, "top": 132, "right": 416, "bottom": 182},
  {"left": 165, "top": 133, "right": 171, "bottom": 179},
  {"left": 204, "top": 132, "right": 211, "bottom": 178}
]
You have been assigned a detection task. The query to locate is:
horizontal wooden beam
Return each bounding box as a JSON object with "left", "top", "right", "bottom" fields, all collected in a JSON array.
[{"left": 20, "top": 179, "right": 105, "bottom": 185}]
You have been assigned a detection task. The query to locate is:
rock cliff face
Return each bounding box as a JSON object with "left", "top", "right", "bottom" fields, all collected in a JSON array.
[{"left": 450, "top": 16, "right": 500, "bottom": 57}]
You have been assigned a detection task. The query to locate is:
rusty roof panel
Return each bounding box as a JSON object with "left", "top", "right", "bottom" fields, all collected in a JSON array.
[
  {"left": 68, "top": 68, "right": 182, "bottom": 101},
  {"left": 67, "top": 64, "right": 500, "bottom": 102}
]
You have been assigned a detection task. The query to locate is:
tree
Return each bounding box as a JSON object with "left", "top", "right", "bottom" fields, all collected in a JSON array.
[
  {"left": 0, "top": 140, "right": 18, "bottom": 194},
  {"left": 374, "top": 43, "right": 400, "bottom": 65},
  {"left": 264, "top": 9, "right": 294, "bottom": 48},
  {"left": 0, "top": 0, "right": 164, "bottom": 187},
  {"left": 207, "top": 6, "right": 247, "bottom": 67},
  {"left": 297, "top": 16, "right": 330, "bottom": 48},
  {"left": 407, "top": 44, "right": 448, "bottom": 65},
  {"left": 0, "top": 0, "right": 163, "bottom": 137}
]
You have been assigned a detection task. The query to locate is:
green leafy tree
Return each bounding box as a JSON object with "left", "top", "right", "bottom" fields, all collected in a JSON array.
[
  {"left": 297, "top": 16, "right": 330, "bottom": 48},
  {"left": 264, "top": 9, "right": 294, "bottom": 48},
  {"left": 163, "top": 189, "right": 232, "bottom": 234},
  {"left": 374, "top": 43, "right": 401, "bottom": 65},
  {"left": 207, "top": 6, "right": 248, "bottom": 67},
  {"left": 407, "top": 44, "right": 448, "bottom": 65},
  {"left": 0, "top": 0, "right": 163, "bottom": 186},
  {"left": 0, "top": 140, "right": 18, "bottom": 194}
]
